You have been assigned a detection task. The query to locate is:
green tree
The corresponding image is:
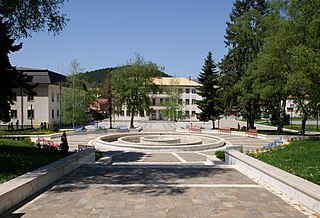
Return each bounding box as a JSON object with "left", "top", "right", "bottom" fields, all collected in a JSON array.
[
  {"left": 161, "top": 78, "right": 186, "bottom": 121},
  {"left": 220, "top": 0, "right": 268, "bottom": 129},
  {"left": 197, "top": 52, "right": 223, "bottom": 129},
  {"left": 0, "top": 0, "right": 68, "bottom": 122},
  {"left": 112, "top": 55, "right": 159, "bottom": 128},
  {"left": 61, "top": 60, "right": 95, "bottom": 128},
  {"left": 251, "top": 0, "right": 320, "bottom": 134}
]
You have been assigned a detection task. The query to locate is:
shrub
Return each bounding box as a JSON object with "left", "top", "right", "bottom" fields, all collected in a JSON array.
[
  {"left": 23, "top": 136, "right": 35, "bottom": 146},
  {"left": 215, "top": 150, "right": 225, "bottom": 162}
]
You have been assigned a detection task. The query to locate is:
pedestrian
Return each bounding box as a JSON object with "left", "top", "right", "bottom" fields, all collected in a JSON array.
[
  {"left": 237, "top": 123, "right": 240, "bottom": 130},
  {"left": 16, "top": 120, "right": 19, "bottom": 130},
  {"left": 44, "top": 122, "right": 47, "bottom": 130},
  {"left": 40, "top": 122, "right": 44, "bottom": 131},
  {"left": 7, "top": 123, "right": 10, "bottom": 131},
  {"left": 10, "top": 122, "right": 14, "bottom": 131}
]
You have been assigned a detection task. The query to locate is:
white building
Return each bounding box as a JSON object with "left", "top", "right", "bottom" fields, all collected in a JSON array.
[
  {"left": 116, "top": 77, "right": 202, "bottom": 121},
  {"left": 6, "top": 68, "right": 66, "bottom": 129}
]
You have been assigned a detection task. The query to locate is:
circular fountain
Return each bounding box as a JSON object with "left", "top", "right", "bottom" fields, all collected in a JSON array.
[{"left": 95, "top": 132, "right": 225, "bottom": 152}]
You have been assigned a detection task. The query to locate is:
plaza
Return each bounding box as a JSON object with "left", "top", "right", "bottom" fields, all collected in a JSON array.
[{"left": 1, "top": 118, "right": 319, "bottom": 218}]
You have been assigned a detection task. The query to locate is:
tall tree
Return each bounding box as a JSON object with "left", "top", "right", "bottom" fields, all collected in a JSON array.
[
  {"left": 161, "top": 78, "right": 186, "bottom": 121},
  {"left": 61, "top": 60, "right": 95, "bottom": 128},
  {"left": 112, "top": 55, "right": 159, "bottom": 128},
  {"left": 197, "top": 52, "right": 223, "bottom": 129},
  {"left": 0, "top": 0, "right": 68, "bottom": 122},
  {"left": 220, "top": 0, "right": 268, "bottom": 129}
]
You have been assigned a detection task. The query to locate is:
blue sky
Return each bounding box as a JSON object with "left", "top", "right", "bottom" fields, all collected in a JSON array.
[{"left": 10, "top": 0, "right": 234, "bottom": 79}]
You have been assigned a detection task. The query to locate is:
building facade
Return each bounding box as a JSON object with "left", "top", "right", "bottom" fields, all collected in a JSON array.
[
  {"left": 115, "top": 77, "right": 202, "bottom": 121},
  {"left": 4, "top": 68, "right": 66, "bottom": 129}
]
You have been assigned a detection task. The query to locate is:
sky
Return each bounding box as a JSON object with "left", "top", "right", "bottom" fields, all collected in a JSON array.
[{"left": 10, "top": 0, "right": 234, "bottom": 79}]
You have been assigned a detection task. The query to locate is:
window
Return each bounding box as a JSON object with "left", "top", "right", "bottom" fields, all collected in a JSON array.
[
  {"left": 27, "top": 109, "right": 34, "bottom": 119},
  {"left": 27, "top": 94, "right": 34, "bottom": 101},
  {"left": 192, "top": 89, "right": 196, "bottom": 93},
  {"left": 153, "top": 99, "right": 156, "bottom": 106},
  {"left": 11, "top": 110, "right": 17, "bottom": 118},
  {"left": 52, "top": 109, "right": 54, "bottom": 118},
  {"left": 160, "top": 98, "right": 163, "bottom": 105},
  {"left": 185, "top": 111, "right": 190, "bottom": 116},
  {"left": 192, "top": 99, "right": 197, "bottom": 105},
  {"left": 126, "top": 110, "right": 130, "bottom": 116},
  {"left": 11, "top": 93, "right": 17, "bottom": 101},
  {"left": 159, "top": 89, "right": 163, "bottom": 94},
  {"left": 120, "top": 110, "right": 124, "bottom": 116},
  {"left": 178, "top": 99, "right": 182, "bottom": 104},
  {"left": 186, "top": 88, "right": 190, "bottom": 93},
  {"left": 57, "top": 94, "right": 60, "bottom": 102},
  {"left": 52, "top": 93, "right": 54, "bottom": 102},
  {"left": 57, "top": 109, "right": 60, "bottom": 117},
  {"left": 179, "top": 88, "right": 183, "bottom": 93},
  {"left": 192, "top": 111, "right": 196, "bottom": 116},
  {"left": 186, "top": 99, "right": 190, "bottom": 105}
]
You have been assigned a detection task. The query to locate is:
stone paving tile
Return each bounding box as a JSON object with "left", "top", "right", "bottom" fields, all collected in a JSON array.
[
  {"left": 177, "top": 152, "right": 208, "bottom": 162},
  {"left": 3, "top": 164, "right": 310, "bottom": 218},
  {"left": 142, "top": 153, "right": 180, "bottom": 162}
]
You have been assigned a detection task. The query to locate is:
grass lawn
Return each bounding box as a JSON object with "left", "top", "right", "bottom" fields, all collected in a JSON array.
[
  {"left": 248, "top": 139, "right": 320, "bottom": 185},
  {"left": 0, "top": 129, "right": 59, "bottom": 135},
  {"left": 0, "top": 139, "right": 64, "bottom": 183}
]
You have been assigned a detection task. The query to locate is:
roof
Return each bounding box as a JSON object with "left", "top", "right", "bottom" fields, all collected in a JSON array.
[
  {"left": 16, "top": 67, "right": 66, "bottom": 85},
  {"left": 153, "top": 77, "right": 200, "bottom": 87}
]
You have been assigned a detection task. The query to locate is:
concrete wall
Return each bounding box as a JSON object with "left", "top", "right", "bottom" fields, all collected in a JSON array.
[
  {"left": 0, "top": 149, "right": 95, "bottom": 215},
  {"left": 225, "top": 150, "right": 320, "bottom": 213}
]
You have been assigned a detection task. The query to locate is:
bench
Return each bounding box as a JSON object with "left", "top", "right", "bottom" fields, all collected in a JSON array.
[
  {"left": 74, "top": 128, "right": 87, "bottom": 135},
  {"left": 97, "top": 126, "right": 108, "bottom": 133},
  {"left": 218, "top": 127, "right": 231, "bottom": 134},
  {"left": 78, "top": 144, "right": 95, "bottom": 151},
  {"left": 116, "top": 125, "right": 130, "bottom": 133},
  {"left": 189, "top": 125, "right": 202, "bottom": 133},
  {"left": 245, "top": 128, "right": 258, "bottom": 137}
]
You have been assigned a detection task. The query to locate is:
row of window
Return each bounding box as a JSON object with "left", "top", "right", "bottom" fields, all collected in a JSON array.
[
  {"left": 118, "top": 110, "right": 197, "bottom": 117},
  {"left": 10, "top": 109, "right": 60, "bottom": 119},
  {"left": 152, "top": 99, "right": 198, "bottom": 106},
  {"left": 10, "top": 92, "right": 60, "bottom": 103},
  {"left": 151, "top": 88, "right": 198, "bottom": 94}
]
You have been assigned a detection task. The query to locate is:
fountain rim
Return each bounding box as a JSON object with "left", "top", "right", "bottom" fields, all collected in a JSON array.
[{"left": 95, "top": 132, "right": 225, "bottom": 151}]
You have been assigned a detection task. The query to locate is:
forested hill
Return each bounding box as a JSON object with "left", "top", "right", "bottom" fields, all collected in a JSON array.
[{"left": 83, "top": 67, "right": 172, "bottom": 85}]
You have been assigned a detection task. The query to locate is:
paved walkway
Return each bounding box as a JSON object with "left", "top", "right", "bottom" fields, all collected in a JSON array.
[
  {"left": 13, "top": 121, "right": 317, "bottom": 217},
  {"left": 3, "top": 159, "right": 311, "bottom": 217}
]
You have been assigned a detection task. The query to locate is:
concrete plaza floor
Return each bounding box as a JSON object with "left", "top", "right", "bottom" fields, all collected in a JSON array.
[
  {"left": 3, "top": 163, "right": 311, "bottom": 217},
  {"left": 9, "top": 120, "right": 318, "bottom": 217}
]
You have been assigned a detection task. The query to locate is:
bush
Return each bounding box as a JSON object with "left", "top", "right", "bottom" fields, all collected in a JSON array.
[
  {"left": 270, "top": 114, "right": 290, "bottom": 125},
  {"left": 215, "top": 150, "right": 225, "bottom": 162},
  {"left": 49, "top": 121, "right": 59, "bottom": 132},
  {"left": 23, "top": 136, "right": 35, "bottom": 146}
]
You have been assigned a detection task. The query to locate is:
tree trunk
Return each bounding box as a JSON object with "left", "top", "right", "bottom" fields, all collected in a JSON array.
[
  {"left": 130, "top": 108, "right": 135, "bottom": 128},
  {"left": 212, "top": 119, "right": 215, "bottom": 129},
  {"left": 109, "top": 116, "right": 112, "bottom": 129},
  {"left": 301, "top": 116, "right": 307, "bottom": 135},
  {"left": 277, "top": 98, "right": 286, "bottom": 132}
]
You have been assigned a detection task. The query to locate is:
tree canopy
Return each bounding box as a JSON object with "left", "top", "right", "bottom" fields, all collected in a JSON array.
[
  {"left": 0, "top": 0, "right": 68, "bottom": 123},
  {"left": 112, "top": 55, "right": 159, "bottom": 128}
]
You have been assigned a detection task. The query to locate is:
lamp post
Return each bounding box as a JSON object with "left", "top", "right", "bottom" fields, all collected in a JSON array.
[{"left": 30, "top": 104, "right": 33, "bottom": 129}]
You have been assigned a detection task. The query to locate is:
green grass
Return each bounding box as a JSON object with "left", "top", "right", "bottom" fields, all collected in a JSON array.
[
  {"left": 248, "top": 139, "right": 320, "bottom": 185},
  {"left": 0, "top": 128, "right": 62, "bottom": 135},
  {"left": 0, "top": 139, "right": 64, "bottom": 183},
  {"left": 283, "top": 124, "right": 319, "bottom": 132}
]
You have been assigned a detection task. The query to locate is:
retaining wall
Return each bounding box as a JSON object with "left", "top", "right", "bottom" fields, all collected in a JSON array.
[
  {"left": 0, "top": 149, "right": 95, "bottom": 215},
  {"left": 225, "top": 150, "right": 320, "bottom": 213}
]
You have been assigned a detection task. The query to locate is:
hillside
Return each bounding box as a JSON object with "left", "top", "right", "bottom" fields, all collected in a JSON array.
[{"left": 83, "top": 67, "right": 172, "bottom": 85}]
